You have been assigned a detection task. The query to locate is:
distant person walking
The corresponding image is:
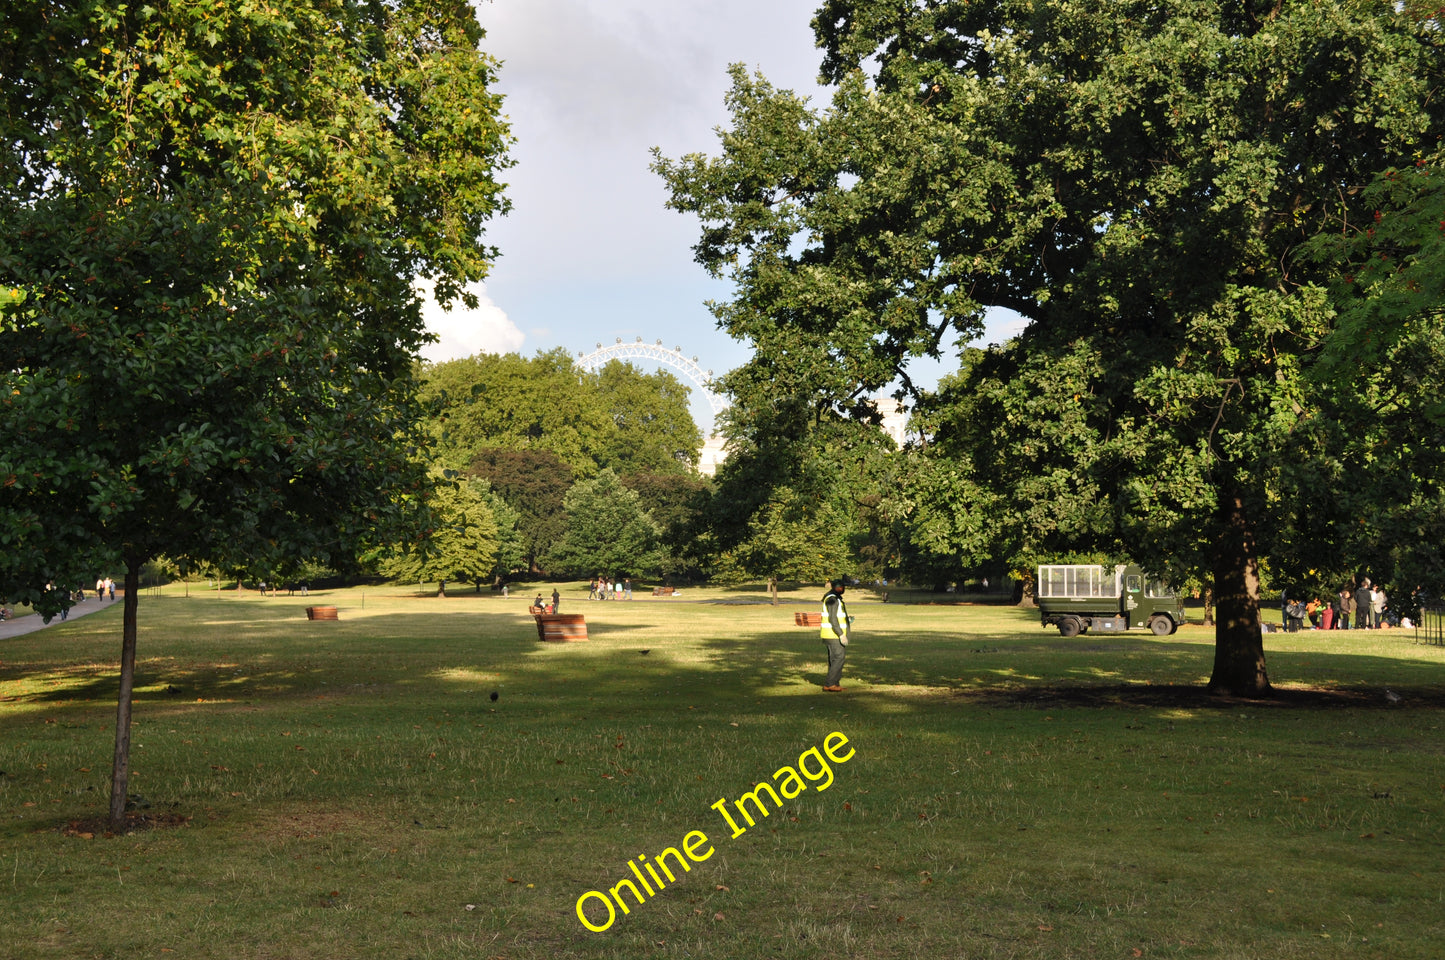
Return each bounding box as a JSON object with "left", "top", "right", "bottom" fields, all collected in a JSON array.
[
  {"left": 623, "top": 578, "right": 632, "bottom": 600},
  {"left": 819, "top": 578, "right": 852, "bottom": 692},
  {"left": 551, "top": 587, "right": 560, "bottom": 614}
]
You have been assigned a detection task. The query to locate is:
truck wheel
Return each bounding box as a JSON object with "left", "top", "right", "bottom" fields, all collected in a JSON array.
[
  {"left": 1058, "top": 617, "right": 1082, "bottom": 638},
  {"left": 1149, "top": 616, "right": 1172, "bottom": 637}
]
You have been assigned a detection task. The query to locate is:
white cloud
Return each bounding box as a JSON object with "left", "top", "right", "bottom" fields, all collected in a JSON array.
[
  {"left": 464, "top": 1, "right": 836, "bottom": 383},
  {"left": 418, "top": 283, "right": 526, "bottom": 362}
]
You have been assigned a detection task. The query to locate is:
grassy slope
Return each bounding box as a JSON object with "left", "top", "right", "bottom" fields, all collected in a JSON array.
[{"left": 1, "top": 583, "right": 1443, "bottom": 959}]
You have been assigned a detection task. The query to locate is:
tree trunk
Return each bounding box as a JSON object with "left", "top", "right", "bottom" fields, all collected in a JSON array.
[
  {"left": 1208, "top": 488, "right": 1272, "bottom": 697},
  {"left": 108, "top": 559, "right": 142, "bottom": 833},
  {"left": 768, "top": 577, "right": 778, "bottom": 606},
  {"left": 1202, "top": 586, "right": 1215, "bottom": 626},
  {"left": 1016, "top": 575, "right": 1036, "bottom": 607}
]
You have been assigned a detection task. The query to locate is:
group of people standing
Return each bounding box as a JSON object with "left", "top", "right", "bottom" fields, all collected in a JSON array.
[
  {"left": 1282, "top": 578, "right": 1412, "bottom": 631},
  {"left": 587, "top": 576, "right": 631, "bottom": 601}
]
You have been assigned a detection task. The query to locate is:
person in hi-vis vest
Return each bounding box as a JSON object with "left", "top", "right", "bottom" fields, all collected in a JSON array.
[{"left": 819, "top": 579, "right": 852, "bottom": 691}]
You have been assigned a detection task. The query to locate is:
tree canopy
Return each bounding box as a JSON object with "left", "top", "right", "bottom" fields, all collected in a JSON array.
[
  {"left": 421, "top": 350, "right": 703, "bottom": 478},
  {"left": 468, "top": 446, "right": 573, "bottom": 574},
  {"left": 543, "top": 469, "right": 663, "bottom": 579},
  {"left": 0, "top": 0, "right": 512, "bottom": 827},
  {"left": 656, "top": 0, "right": 1445, "bottom": 695},
  {"left": 588, "top": 360, "right": 703, "bottom": 475},
  {"left": 382, "top": 474, "right": 500, "bottom": 594}
]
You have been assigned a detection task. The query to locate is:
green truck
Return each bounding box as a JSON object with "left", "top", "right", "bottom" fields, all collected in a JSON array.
[{"left": 1036, "top": 563, "right": 1186, "bottom": 637}]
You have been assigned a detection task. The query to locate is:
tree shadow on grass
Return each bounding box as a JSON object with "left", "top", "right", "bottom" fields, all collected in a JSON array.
[
  {"left": 689, "top": 626, "right": 1445, "bottom": 714},
  {"left": 959, "top": 682, "right": 1445, "bottom": 710}
]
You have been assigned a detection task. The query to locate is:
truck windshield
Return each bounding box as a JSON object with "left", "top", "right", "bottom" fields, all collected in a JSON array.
[{"left": 1145, "top": 580, "right": 1175, "bottom": 598}]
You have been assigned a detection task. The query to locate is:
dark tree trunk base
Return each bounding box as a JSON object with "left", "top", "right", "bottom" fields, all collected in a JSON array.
[
  {"left": 108, "top": 560, "right": 142, "bottom": 833},
  {"left": 1207, "top": 488, "right": 1272, "bottom": 698}
]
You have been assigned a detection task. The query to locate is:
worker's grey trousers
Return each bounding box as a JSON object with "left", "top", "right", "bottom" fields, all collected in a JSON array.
[{"left": 823, "top": 636, "right": 846, "bottom": 686}]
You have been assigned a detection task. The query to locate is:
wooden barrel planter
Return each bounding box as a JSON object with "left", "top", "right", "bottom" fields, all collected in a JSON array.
[
  {"left": 535, "top": 613, "right": 588, "bottom": 642},
  {"left": 794, "top": 612, "right": 822, "bottom": 628},
  {"left": 306, "top": 606, "right": 339, "bottom": 621}
]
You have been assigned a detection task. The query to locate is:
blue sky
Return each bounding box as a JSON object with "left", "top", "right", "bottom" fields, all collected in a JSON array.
[{"left": 422, "top": 0, "right": 1026, "bottom": 433}]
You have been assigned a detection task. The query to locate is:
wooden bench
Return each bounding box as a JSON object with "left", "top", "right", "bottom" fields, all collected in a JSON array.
[
  {"left": 306, "top": 606, "right": 338, "bottom": 621},
  {"left": 652, "top": 586, "right": 680, "bottom": 597},
  {"left": 794, "top": 612, "right": 821, "bottom": 627},
  {"left": 534, "top": 613, "right": 588, "bottom": 642}
]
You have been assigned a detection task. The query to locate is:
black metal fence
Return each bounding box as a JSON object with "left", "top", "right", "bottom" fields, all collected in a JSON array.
[{"left": 1417, "top": 605, "right": 1445, "bottom": 646}]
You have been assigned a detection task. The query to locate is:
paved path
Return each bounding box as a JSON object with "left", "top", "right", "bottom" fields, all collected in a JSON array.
[{"left": 0, "top": 597, "right": 118, "bottom": 640}]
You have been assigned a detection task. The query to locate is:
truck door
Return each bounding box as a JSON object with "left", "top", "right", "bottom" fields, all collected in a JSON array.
[{"left": 1125, "top": 573, "right": 1141, "bottom": 611}]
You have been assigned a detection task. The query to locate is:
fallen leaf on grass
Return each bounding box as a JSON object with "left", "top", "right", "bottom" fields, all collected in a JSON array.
[
  {"left": 506, "top": 877, "right": 519, "bottom": 884},
  {"left": 715, "top": 884, "right": 729, "bottom": 891},
  {"left": 1037, "top": 925, "right": 1053, "bottom": 932},
  {"left": 713, "top": 912, "right": 725, "bottom": 921}
]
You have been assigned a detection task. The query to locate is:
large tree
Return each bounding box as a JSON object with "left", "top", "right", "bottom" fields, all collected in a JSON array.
[
  {"left": 588, "top": 359, "right": 703, "bottom": 475},
  {"left": 421, "top": 349, "right": 610, "bottom": 476},
  {"left": 620, "top": 469, "right": 713, "bottom": 579},
  {"left": 544, "top": 470, "right": 664, "bottom": 579},
  {"left": 656, "top": 0, "right": 1444, "bottom": 695},
  {"left": 421, "top": 351, "right": 704, "bottom": 478},
  {"left": 1297, "top": 149, "right": 1445, "bottom": 598},
  {"left": 0, "top": 0, "right": 511, "bottom": 829},
  {"left": 382, "top": 474, "right": 500, "bottom": 595},
  {"left": 468, "top": 446, "right": 573, "bottom": 574}
]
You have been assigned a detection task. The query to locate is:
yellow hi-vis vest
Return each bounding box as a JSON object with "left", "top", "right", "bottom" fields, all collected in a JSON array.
[{"left": 820, "top": 592, "right": 849, "bottom": 641}]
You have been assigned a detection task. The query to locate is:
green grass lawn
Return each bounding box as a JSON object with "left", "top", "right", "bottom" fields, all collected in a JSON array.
[{"left": 2, "top": 582, "right": 1443, "bottom": 959}]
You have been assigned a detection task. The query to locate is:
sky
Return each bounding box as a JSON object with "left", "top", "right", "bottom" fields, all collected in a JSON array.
[{"left": 420, "top": 0, "right": 1027, "bottom": 434}]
